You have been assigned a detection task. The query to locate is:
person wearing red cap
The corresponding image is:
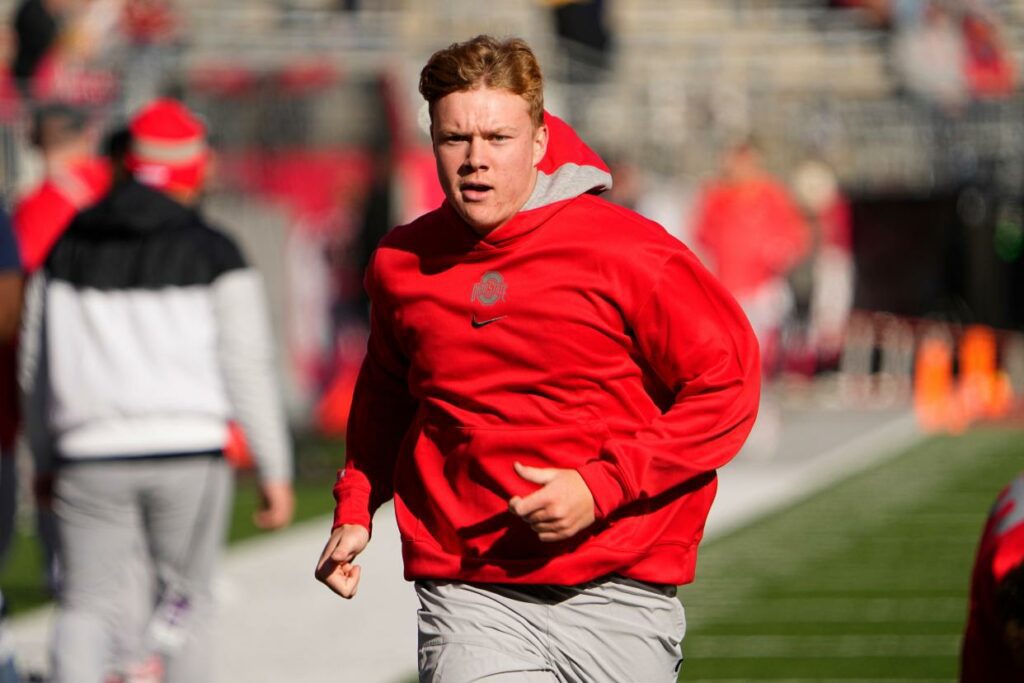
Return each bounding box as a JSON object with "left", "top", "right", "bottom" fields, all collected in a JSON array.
[
  {"left": 126, "top": 97, "right": 208, "bottom": 195},
  {"left": 21, "top": 98, "right": 294, "bottom": 683},
  {"left": 315, "top": 36, "right": 759, "bottom": 681}
]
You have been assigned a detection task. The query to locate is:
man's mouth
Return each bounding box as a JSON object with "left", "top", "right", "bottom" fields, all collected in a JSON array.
[{"left": 460, "top": 182, "right": 493, "bottom": 201}]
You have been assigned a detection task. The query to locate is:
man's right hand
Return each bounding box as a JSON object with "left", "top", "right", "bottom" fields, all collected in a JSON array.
[{"left": 315, "top": 524, "right": 370, "bottom": 599}]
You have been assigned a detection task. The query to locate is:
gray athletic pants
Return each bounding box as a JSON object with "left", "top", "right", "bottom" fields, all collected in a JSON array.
[
  {"left": 50, "top": 456, "right": 232, "bottom": 683},
  {"left": 416, "top": 576, "right": 686, "bottom": 682}
]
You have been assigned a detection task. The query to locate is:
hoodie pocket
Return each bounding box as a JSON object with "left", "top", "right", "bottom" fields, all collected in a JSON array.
[{"left": 408, "top": 420, "right": 615, "bottom": 562}]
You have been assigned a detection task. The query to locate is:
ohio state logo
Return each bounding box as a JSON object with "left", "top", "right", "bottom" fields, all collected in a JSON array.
[{"left": 471, "top": 271, "right": 507, "bottom": 306}]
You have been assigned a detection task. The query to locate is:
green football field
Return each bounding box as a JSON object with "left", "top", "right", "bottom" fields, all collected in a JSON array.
[{"left": 677, "top": 425, "right": 1024, "bottom": 681}]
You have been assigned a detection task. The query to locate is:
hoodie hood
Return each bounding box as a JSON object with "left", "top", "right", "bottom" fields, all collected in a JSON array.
[
  {"left": 74, "top": 180, "right": 194, "bottom": 235},
  {"left": 46, "top": 179, "right": 239, "bottom": 290},
  {"left": 522, "top": 111, "right": 612, "bottom": 211}
]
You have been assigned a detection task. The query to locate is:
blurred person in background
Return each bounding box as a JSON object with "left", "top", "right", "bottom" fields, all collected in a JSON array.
[
  {"left": 787, "top": 158, "right": 854, "bottom": 375},
  {"left": 10, "top": 0, "right": 65, "bottom": 99},
  {"left": 11, "top": 0, "right": 120, "bottom": 107},
  {"left": 14, "top": 103, "right": 110, "bottom": 278},
  {"left": 12, "top": 102, "right": 111, "bottom": 597},
  {"left": 20, "top": 98, "right": 294, "bottom": 683},
  {"left": 543, "top": 0, "right": 614, "bottom": 125},
  {"left": 316, "top": 35, "right": 759, "bottom": 681},
  {"left": 546, "top": 0, "right": 613, "bottom": 78},
  {"left": 887, "top": 0, "right": 1015, "bottom": 105},
  {"left": 0, "top": 206, "right": 22, "bottom": 683},
  {"left": 892, "top": 1, "right": 968, "bottom": 112},
  {"left": 960, "top": 8, "right": 1016, "bottom": 101},
  {"left": 962, "top": 472, "right": 1024, "bottom": 680},
  {"left": 692, "top": 138, "right": 807, "bottom": 456},
  {"left": 692, "top": 137, "right": 809, "bottom": 373}
]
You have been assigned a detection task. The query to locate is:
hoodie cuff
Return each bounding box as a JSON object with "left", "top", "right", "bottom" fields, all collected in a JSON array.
[
  {"left": 576, "top": 458, "right": 630, "bottom": 520},
  {"left": 332, "top": 475, "right": 372, "bottom": 532}
]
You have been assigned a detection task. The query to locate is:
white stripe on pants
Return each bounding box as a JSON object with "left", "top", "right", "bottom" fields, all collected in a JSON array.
[
  {"left": 416, "top": 576, "right": 686, "bottom": 682},
  {"left": 51, "top": 456, "right": 232, "bottom": 683}
]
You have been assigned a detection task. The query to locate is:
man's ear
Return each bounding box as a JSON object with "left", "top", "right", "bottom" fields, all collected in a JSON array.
[{"left": 532, "top": 123, "right": 549, "bottom": 166}]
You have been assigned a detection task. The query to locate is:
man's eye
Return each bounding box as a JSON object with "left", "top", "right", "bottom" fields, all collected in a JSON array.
[{"left": 492, "top": 135, "right": 509, "bottom": 142}]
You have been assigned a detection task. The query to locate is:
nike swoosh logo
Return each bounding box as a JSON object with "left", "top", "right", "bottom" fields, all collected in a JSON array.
[{"left": 471, "top": 314, "right": 507, "bottom": 328}]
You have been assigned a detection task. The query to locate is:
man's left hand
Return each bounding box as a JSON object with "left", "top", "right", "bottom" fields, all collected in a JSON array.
[{"left": 508, "top": 462, "right": 596, "bottom": 542}]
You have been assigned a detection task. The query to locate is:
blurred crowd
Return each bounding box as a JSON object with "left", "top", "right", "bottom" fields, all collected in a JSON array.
[
  {"left": 2, "top": 0, "right": 177, "bottom": 112},
  {"left": 839, "top": 0, "right": 1017, "bottom": 102}
]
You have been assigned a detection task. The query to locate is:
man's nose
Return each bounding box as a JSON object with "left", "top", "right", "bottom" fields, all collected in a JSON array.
[{"left": 465, "top": 137, "right": 489, "bottom": 170}]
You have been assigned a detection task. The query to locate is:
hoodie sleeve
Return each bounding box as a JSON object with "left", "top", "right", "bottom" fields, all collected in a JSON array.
[
  {"left": 576, "top": 248, "right": 761, "bottom": 519},
  {"left": 211, "top": 264, "right": 293, "bottom": 483},
  {"left": 332, "top": 251, "right": 418, "bottom": 533}
]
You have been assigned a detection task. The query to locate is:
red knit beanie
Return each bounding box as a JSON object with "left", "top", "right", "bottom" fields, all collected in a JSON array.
[{"left": 127, "top": 98, "right": 208, "bottom": 193}]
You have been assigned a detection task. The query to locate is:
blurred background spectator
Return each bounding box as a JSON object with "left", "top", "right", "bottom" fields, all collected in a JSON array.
[
  {"left": 8, "top": 103, "right": 112, "bottom": 604},
  {"left": 10, "top": 0, "right": 63, "bottom": 99},
  {"left": 788, "top": 157, "right": 854, "bottom": 375},
  {"left": 892, "top": 1, "right": 971, "bottom": 111},
  {"left": 693, "top": 137, "right": 810, "bottom": 373},
  {"left": 690, "top": 137, "right": 810, "bottom": 456},
  {"left": 13, "top": 103, "right": 109, "bottom": 273}
]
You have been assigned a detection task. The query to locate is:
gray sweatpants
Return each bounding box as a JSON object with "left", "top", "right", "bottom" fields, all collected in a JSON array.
[
  {"left": 51, "top": 456, "right": 232, "bottom": 683},
  {"left": 416, "top": 576, "right": 686, "bottom": 682}
]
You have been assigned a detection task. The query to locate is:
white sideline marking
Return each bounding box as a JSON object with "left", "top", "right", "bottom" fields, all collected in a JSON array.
[{"left": 706, "top": 412, "right": 922, "bottom": 541}]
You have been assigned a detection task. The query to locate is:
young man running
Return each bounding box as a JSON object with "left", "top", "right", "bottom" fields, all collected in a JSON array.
[{"left": 316, "top": 35, "right": 760, "bottom": 681}]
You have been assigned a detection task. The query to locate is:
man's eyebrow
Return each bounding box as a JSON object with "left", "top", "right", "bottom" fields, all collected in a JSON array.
[{"left": 436, "top": 126, "right": 520, "bottom": 136}]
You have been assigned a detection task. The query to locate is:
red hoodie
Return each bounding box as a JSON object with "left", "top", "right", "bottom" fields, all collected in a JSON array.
[
  {"left": 961, "top": 473, "right": 1024, "bottom": 681},
  {"left": 333, "top": 114, "right": 760, "bottom": 586}
]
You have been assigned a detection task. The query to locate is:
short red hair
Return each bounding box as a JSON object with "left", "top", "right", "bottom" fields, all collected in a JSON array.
[{"left": 419, "top": 35, "right": 545, "bottom": 127}]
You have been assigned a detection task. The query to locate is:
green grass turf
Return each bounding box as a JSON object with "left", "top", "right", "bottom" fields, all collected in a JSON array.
[
  {"left": 677, "top": 425, "right": 1024, "bottom": 681},
  {"left": 0, "top": 434, "right": 343, "bottom": 617}
]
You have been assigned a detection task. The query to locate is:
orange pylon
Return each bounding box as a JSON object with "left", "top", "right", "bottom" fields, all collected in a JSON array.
[
  {"left": 914, "top": 329, "right": 956, "bottom": 432},
  {"left": 959, "top": 325, "right": 1012, "bottom": 420}
]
